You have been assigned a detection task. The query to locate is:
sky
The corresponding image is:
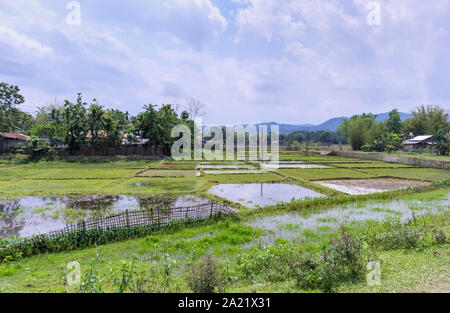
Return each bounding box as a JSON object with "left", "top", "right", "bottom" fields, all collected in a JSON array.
[{"left": 0, "top": 0, "right": 449, "bottom": 125}]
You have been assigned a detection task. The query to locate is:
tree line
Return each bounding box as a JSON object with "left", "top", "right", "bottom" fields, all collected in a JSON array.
[
  {"left": 278, "top": 107, "right": 449, "bottom": 155},
  {"left": 338, "top": 107, "right": 449, "bottom": 155},
  {"left": 0, "top": 82, "right": 199, "bottom": 154},
  {"left": 280, "top": 129, "right": 347, "bottom": 146},
  {"left": 1, "top": 82, "right": 449, "bottom": 156}
]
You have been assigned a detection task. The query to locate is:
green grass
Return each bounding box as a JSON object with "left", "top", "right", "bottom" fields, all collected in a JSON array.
[
  {"left": 374, "top": 151, "right": 450, "bottom": 161},
  {"left": 339, "top": 245, "right": 450, "bottom": 293},
  {"left": 361, "top": 168, "right": 450, "bottom": 181},
  {"left": 0, "top": 156, "right": 448, "bottom": 293},
  {"left": 0, "top": 219, "right": 259, "bottom": 293},
  {"left": 146, "top": 161, "right": 199, "bottom": 170},
  {"left": 279, "top": 168, "right": 375, "bottom": 181},
  {"left": 0, "top": 168, "right": 141, "bottom": 180},
  {"left": 280, "top": 155, "right": 362, "bottom": 162},
  {"left": 18, "top": 160, "right": 153, "bottom": 169},
  {"left": 0, "top": 179, "right": 116, "bottom": 197},
  {"left": 101, "top": 177, "right": 206, "bottom": 195},
  {"left": 138, "top": 170, "right": 197, "bottom": 177},
  {"left": 0, "top": 189, "right": 448, "bottom": 293},
  {"left": 329, "top": 162, "right": 414, "bottom": 168}
]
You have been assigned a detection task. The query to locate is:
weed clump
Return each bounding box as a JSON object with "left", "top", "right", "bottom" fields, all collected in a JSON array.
[
  {"left": 368, "top": 216, "right": 447, "bottom": 251},
  {"left": 187, "top": 254, "right": 226, "bottom": 293},
  {"left": 295, "top": 229, "right": 367, "bottom": 292}
]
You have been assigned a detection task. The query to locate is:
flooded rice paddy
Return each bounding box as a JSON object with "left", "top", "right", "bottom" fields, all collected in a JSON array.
[
  {"left": 259, "top": 163, "right": 332, "bottom": 169},
  {"left": 314, "top": 178, "right": 429, "bottom": 195},
  {"left": 208, "top": 183, "right": 325, "bottom": 208},
  {"left": 247, "top": 197, "right": 450, "bottom": 245},
  {"left": 0, "top": 195, "right": 210, "bottom": 238},
  {"left": 197, "top": 164, "right": 255, "bottom": 169},
  {"left": 204, "top": 170, "right": 265, "bottom": 175}
]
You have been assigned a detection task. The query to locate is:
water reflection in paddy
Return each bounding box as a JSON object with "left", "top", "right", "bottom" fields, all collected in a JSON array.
[
  {"left": 0, "top": 195, "right": 210, "bottom": 238},
  {"left": 208, "top": 183, "right": 325, "bottom": 208},
  {"left": 246, "top": 197, "right": 450, "bottom": 245}
]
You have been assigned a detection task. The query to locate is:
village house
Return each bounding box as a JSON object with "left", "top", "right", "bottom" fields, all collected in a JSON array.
[
  {"left": 0, "top": 132, "right": 30, "bottom": 153},
  {"left": 402, "top": 135, "right": 435, "bottom": 151}
]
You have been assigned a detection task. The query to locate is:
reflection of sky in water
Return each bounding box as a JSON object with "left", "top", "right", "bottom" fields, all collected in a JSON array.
[
  {"left": 259, "top": 163, "right": 332, "bottom": 169},
  {"left": 246, "top": 197, "right": 450, "bottom": 245},
  {"left": 208, "top": 183, "right": 325, "bottom": 208},
  {"left": 0, "top": 195, "right": 210, "bottom": 239},
  {"left": 197, "top": 165, "right": 255, "bottom": 169},
  {"left": 204, "top": 170, "right": 265, "bottom": 175}
]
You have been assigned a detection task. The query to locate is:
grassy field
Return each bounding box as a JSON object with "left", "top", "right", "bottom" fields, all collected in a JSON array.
[
  {"left": 0, "top": 153, "right": 448, "bottom": 293},
  {"left": 364, "top": 151, "right": 450, "bottom": 161},
  {"left": 0, "top": 189, "right": 448, "bottom": 293}
]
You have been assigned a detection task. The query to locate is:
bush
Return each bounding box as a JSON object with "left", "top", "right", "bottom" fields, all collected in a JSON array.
[
  {"left": 235, "top": 244, "right": 300, "bottom": 282},
  {"left": 369, "top": 216, "right": 445, "bottom": 251},
  {"left": 294, "top": 229, "right": 367, "bottom": 292},
  {"left": 294, "top": 256, "right": 320, "bottom": 290},
  {"left": 361, "top": 144, "right": 375, "bottom": 152},
  {"left": 187, "top": 254, "right": 226, "bottom": 293},
  {"left": 433, "top": 229, "right": 447, "bottom": 245}
]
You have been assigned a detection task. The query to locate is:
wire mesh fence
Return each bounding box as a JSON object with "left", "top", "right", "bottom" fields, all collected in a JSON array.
[{"left": 12, "top": 202, "right": 235, "bottom": 248}]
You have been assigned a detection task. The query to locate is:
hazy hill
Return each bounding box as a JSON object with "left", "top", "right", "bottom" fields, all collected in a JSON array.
[{"left": 256, "top": 112, "right": 413, "bottom": 133}]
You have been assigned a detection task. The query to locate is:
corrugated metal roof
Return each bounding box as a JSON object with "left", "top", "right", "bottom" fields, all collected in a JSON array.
[
  {"left": 0, "top": 132, "right": 30, "bottom": 139},
  {"left": 412, "top": 135, "right": 433, "bottom": 141},
  {"left": 402, "top": 135, "right": 434, "bottom": 145}
]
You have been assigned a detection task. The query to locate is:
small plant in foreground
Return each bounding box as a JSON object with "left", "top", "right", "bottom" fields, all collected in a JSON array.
[
  {"left": 79, "top": 247, "right": 104, "bottom": 293},
  {"left": 111, "top": 255, "right": 146, "bottom": 293},
  {"left": 187, "top": 253, "right": 226, "bottom": 293}
]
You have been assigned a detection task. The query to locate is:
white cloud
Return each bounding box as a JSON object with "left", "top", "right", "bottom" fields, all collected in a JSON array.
[
  {"left": 0, "top": 25, "right": 53, "bottom": 56},
  {"left": 0, "top": 0, "right": 449, "bottom": 125}
]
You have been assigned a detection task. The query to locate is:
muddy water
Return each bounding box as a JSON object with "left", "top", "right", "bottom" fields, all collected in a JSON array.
[
  {"left": 260, "top": 163, "right": 332, "bottom": 169},
  {"left": 0, "top": 195, "right": 210, "bottom": 239},
  {"left": 204, "top": 170, "right": 265, "bottom": 175},
  {"left": 208, "top": 183, "right": 325, "bottom": 208},
  {"left": 197, "top": 164, "right": 256, "bottom": 169},
  {"left": 246, "top": 197, "right": 450, "bottom": 245},
  {"left": 314, "top": 178, "right": 429, "bottom": 195}
]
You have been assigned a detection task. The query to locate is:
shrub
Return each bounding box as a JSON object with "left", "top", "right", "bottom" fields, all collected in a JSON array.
[
  {"left": 187, "top": 253, "right": 226, "bottom": 293},
  {"left": 369, "top": 216, "right": 445, "bottom": 251},
  {"left": 295, "top": 229, "right": 367, "bottom": 292},
  {"left": 294, "top": 256, "right": 320, "bottom": 290},
  {"left": 361, "top": 144, "right": 375, "bottom": 152},
  {"left": 235, "top": 244, "right": 300, "bottom": 282},
  {"left": 433, "top": 229, "right": 447, "bottom": 246}
]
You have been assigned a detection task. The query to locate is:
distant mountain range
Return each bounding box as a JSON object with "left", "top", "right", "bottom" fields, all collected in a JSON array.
[{"left": 256, "top": 112, "right": 413, "bottom": 133}]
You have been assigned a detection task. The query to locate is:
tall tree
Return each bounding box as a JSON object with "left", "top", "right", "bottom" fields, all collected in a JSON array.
[
  {"left": 101, "top": 109, "right": 124, "bottom": 147},
  {"left": 386, "top": 109, "right": 402, "bottom": 134},
  {"left": 185, "top": 98, "right": 205, "bottom": 120},
  {"left": 87, "top": 100, "right": 105, "bottom": 148},
  {"left": 339, "top": 114, "right": 380, "bottom": 150},
  {"left": 63, "top": 93, "right": 88, "bottom": 151},
  {"left": 403, "top": 105, "right": 449, "bottom": 136},
  {"left": 0, "top": 82, "right": 28, "bottom": 132}
]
